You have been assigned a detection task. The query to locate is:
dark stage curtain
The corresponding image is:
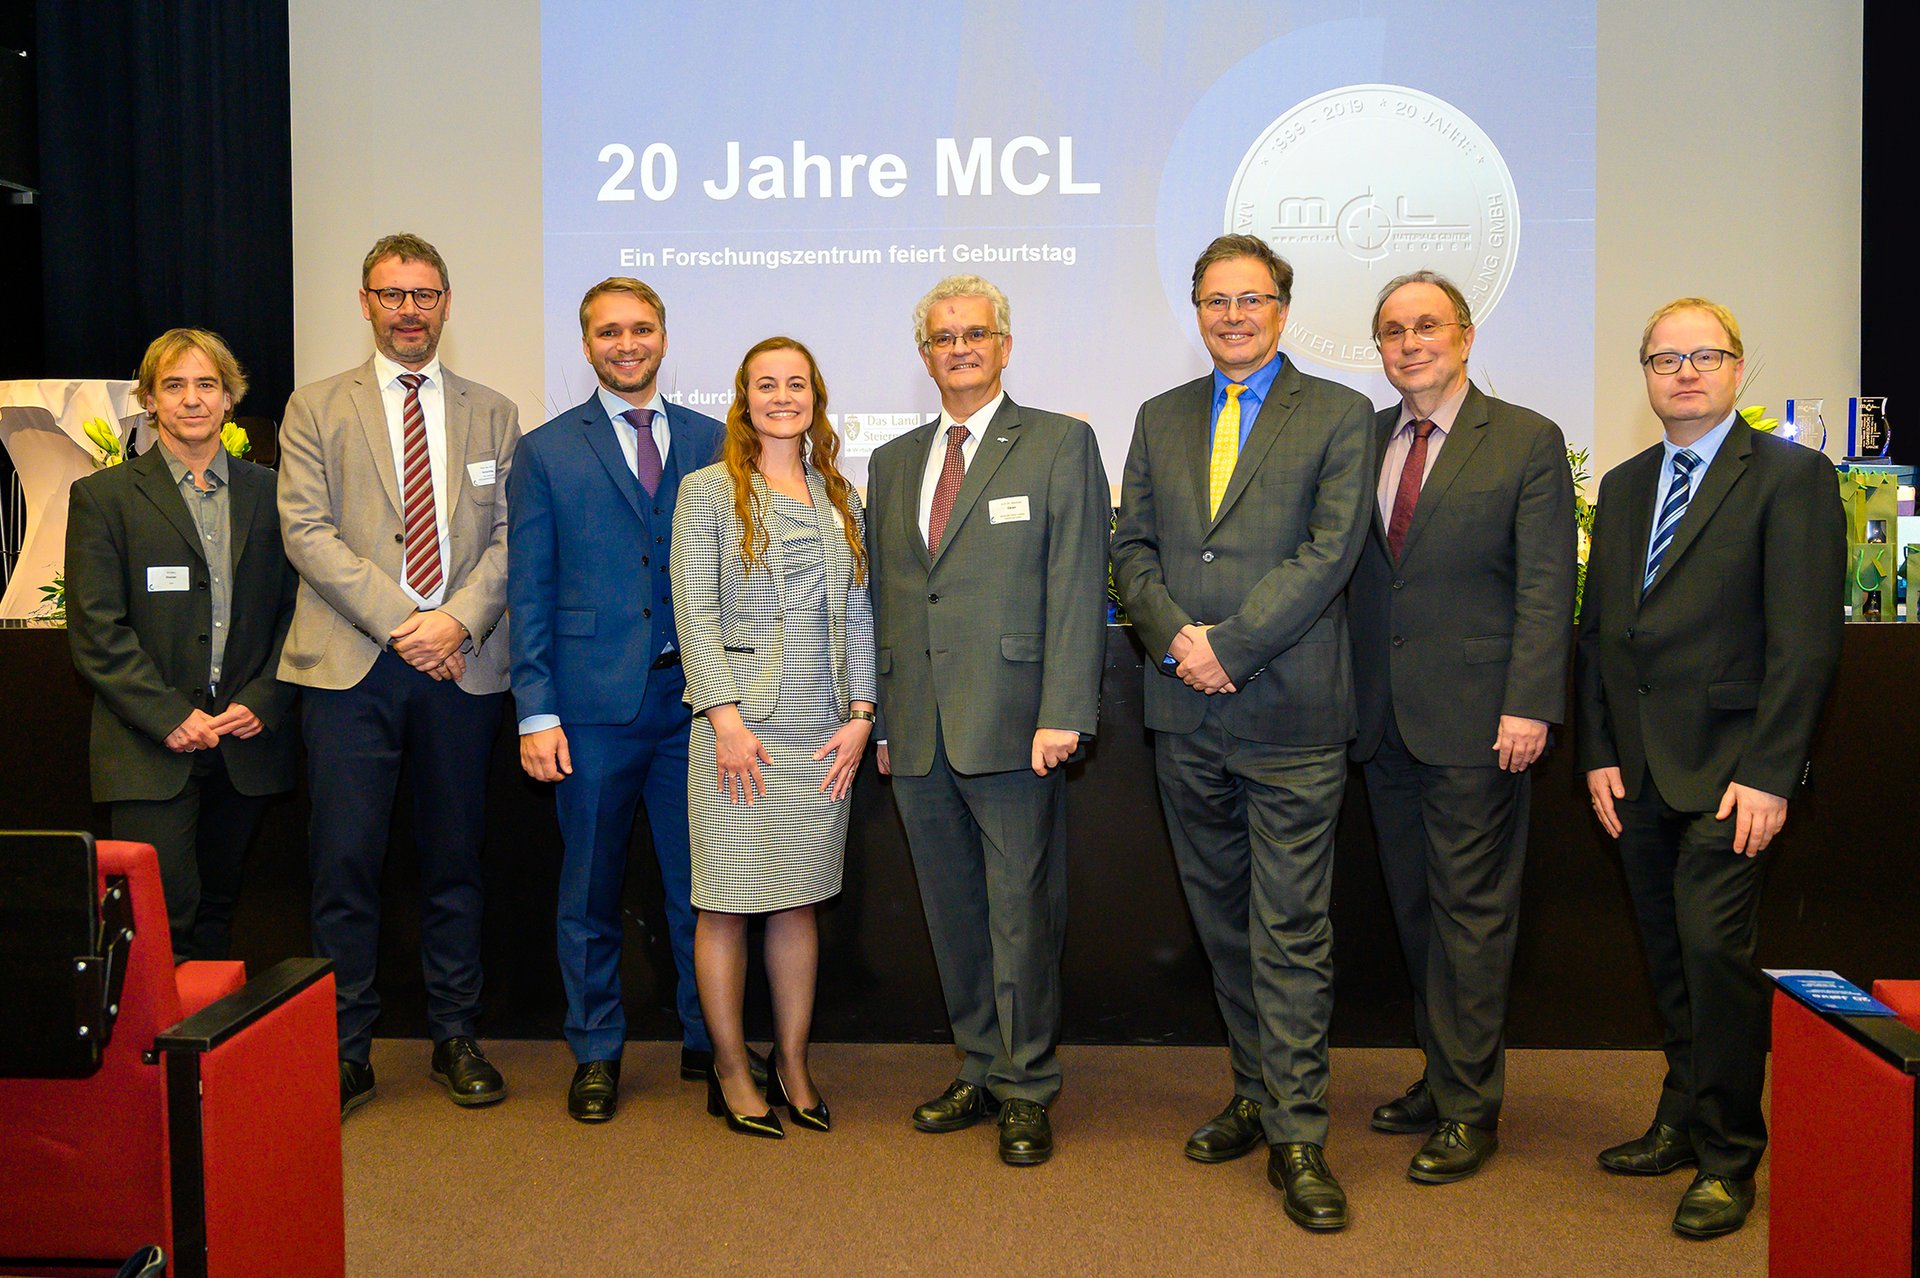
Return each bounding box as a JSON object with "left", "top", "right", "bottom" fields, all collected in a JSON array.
[{"left": 35, "top": 0, "right": 293, "bottom": 418}]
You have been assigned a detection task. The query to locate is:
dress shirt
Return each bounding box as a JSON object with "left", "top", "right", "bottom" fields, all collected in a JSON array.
[
  {"left": 1644, "top": 411, "right": 1737, "bottom": 570},
  {"left": 917, "top": 390, "right": 1001, "bottom": 544},
  {"left": 158, "top": 444, "right": 232, "bottom": 692},
  {"left": 598, "top": 385, "right": 672, "bottom": 475},
  {"left": 1376, "top": 379, "right": 1470, "bottom": 523},
  {"left": 373, "top": 350, "right": 451, "bottom": 609},
  {"left": 1210, "top": 353, "right": 1285, "bottom": 455}
]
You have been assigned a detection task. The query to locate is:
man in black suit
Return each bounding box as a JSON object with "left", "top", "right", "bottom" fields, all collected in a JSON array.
[
  {"left": 1348, "top": 271, "right": 1575, "bottom": 1183},
  {"left": 1577, "top": 297, "right": 1843, "bottom": 1239},
  {"left": 1112, "top": 236, "right": 1374, "bottom": 1230},
  {"left": 66, "top": 328, "right": 298, "bottom": 961}
]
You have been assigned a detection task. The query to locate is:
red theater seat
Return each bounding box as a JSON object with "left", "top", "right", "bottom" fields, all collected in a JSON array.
[
  {"left": 0, "top": 838, "right": 343, "bottom": 1278},
  {"left": 1769, "top": 981, "right": 1920, "bottom": 1278}
]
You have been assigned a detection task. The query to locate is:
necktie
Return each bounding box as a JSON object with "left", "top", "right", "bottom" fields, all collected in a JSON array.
[
  {"left": 622, "top": 407, "right": 664, "bottom": 497},
  {"left": 1208, "top": 384, "right": 1246, "bottom": 519},
  {"left": 1385, "top": 418, "right": 1439, "bottom": 562},
  {"left": 927, "top": 423, "right": 970, "bottom": 557},
  {"left": 1644, "top": 448, "right": 1701, "bottom": 593},
  {"left": 397, "top": 373, "right": 443, "bottom": 598}
]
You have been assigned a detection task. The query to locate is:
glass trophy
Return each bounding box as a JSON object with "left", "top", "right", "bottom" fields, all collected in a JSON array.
[
  {"left": 1783, "top": 398, "right": 1827, "bottom": 450},
  {"left": 1848, "top": 396, "right": 1891, "bottom": 460}
]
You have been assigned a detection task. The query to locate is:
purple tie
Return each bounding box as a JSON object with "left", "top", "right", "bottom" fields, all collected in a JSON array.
[{"left": 622, "top": 408, "right": 663, "bottom": 497}]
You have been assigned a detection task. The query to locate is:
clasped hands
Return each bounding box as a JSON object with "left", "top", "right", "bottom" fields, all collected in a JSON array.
[
  {"left": 164, "top": 703, "right": 263, "bottom": 753},
  {"left": 1171, "top": 624, "right": 1236, "bottom": 694},
  {"left": 390, "top": 609, "right": 470, "bottom": 681}
]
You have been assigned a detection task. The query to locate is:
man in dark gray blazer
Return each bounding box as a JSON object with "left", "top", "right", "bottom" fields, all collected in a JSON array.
[
  {"left": 1578, "top": 298, "right": 1842, "bottom": 1240},
  {"left": 66, "top": 328, "right": 298, "bottom": 962},
  {"left": 1347, "top": 272, "right": 1575, "bottom": 1184},
  {"left": 1112, "top": 235, "right": 1374, "bottom": 1231},
  {"left": 868, "top": 274, "right": 1110, "bottom": 1166}
]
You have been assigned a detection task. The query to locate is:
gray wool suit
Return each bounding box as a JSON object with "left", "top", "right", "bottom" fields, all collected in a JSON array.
[
  {"left": 1111, "top": 356, "right": 1375, "bottom": 1146},
  {"left": 867, "top": 395, "right": 1109, "bottom": 1104}
]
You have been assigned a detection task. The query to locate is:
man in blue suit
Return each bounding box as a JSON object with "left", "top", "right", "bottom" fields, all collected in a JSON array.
[{"left": 510, "top": 277, "right": 724, "bottom": 1121}]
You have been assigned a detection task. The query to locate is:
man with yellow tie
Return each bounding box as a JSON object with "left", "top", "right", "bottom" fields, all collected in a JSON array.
[{"left": 1112, "top": 234, "right": 1375, "bottom": 1231}]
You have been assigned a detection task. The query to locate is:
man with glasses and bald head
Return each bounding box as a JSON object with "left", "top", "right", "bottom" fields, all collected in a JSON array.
[
  {"left": 1577, "top": 297, "right": 1842, "bottom": 1239},
  {"left": 278, "top": 232, "right": 520, "bottom": 1118}
]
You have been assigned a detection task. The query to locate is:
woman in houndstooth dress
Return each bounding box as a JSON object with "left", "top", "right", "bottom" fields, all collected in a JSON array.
[{"left": 670, "top": 336, "right": 875, "bottom": 1134}]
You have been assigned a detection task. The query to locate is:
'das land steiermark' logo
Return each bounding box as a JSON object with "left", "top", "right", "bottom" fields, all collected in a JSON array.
[{"left": 1226, "top": 85, "right": 1520, "bottom": 372}]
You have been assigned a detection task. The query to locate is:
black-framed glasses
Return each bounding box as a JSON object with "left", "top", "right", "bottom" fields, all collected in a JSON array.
[
  {"left": 1376, "top": 319, "right": 1464, "bottom": 344},
  {"left": 367, "top": 287, "right": 446, "bottom": 311},
  {"left": 921, "top": 326, "right": 1006, "bottom": 351},
  {"left": 1197, "top": 293, "right": 1279, "bottom": 315},
  {"left": 1643, "top": 348, "right": 1733, "bottom": 376}
]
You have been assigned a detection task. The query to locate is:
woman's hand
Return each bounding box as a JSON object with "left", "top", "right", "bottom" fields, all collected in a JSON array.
[
  {"left": 708, "top": 705, "right": 770, "bottom": 804},
  {"left": 813, "top": 717, "right": 874, "bottom": 801}
]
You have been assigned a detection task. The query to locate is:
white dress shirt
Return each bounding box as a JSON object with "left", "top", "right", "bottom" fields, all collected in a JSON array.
[
  {"left": 373, "top": 349, "right": 451, "bottom": 609},
  {"left": 917, "top": 390, "right": 1002, "bottom": 544}
]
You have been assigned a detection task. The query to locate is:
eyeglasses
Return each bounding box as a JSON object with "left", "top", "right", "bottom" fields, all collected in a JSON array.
[
  {"left": 367, "top": 287, "right": 446, "bottom": 311},
  {"left": 921, "top": 327, "right": 1005, "bottom": 351},
  {"left": 1376, "top": 319, "right": 1464, "bottom": 344},
  {"left": 1643, "top": 348, "right": 1733, "bottom": 376},
  {"left": 1197, "top": 293, "right": 1279, "bottom": 315}
]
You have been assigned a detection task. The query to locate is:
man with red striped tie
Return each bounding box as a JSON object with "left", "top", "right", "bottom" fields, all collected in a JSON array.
[{"left": 278, "top": 233, "right": 520, "bottom": 1118}]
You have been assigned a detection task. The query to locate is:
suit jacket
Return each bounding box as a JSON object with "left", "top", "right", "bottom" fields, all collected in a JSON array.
[
  {"left": 1349, "top": 384, "right": 1576, "bottom": 767},
  {"left": 1574, "top": 419, "right": 1844, "bottom": 810},
  {"left": 65, "top": 446, "right": 299, "bottom": 802},
  {"left": 276, "top": 358, "right": 518, "bottom": 692},
  {"left": 866, "top": 396, "right": 1110, "bottom": 777},
  {"left": 1112, "top": 359, "right": 1376, "bottom": 744},
  {"left": 671, "top": 465, "right": 877, "bottom": 723},
  {"left": 509, "top": 397, "right": 723, "bottom": 726}
]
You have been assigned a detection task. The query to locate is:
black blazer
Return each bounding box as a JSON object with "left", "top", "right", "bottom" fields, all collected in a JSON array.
[
  {"left": 1574, "top": 419, "right": 1844, "bottom": 810},
  {"left": 66, "top": 445, "right": 299, "bottom": 803},
  {"left": 1349, "top": 385, "right": 1576, "bottom": 767}
]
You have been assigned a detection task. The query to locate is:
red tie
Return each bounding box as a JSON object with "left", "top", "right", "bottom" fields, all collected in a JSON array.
[
  {"left": 926, "top": 424, "right": 969, "bottom": 557},
  {"left": 1386, "top": 418, "right": 1437, "bottom": 562},
  {"left": 398, "top": 373, "right": 443, "bottom": 597}
]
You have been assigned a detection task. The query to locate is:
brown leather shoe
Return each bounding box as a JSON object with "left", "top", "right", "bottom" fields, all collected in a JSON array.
[
  {"left": 1408, "top": 1120, "right": 1498, "bottom": 1183},
  {"left": 1371, "top": 1077, "right": 1436, "bottom": 1133},
  {"left": 1598, "top": 1120, "right": 1697, "bottom": 1175},
  {"left": 912, "top": 1079, "right": 1001, "bottom": 1133},
  {"left": 1267, "top": 1142, "right": 1348, "bottom": 1232},
  {"left": 1184, "top": 1096, "right": 1265, "bottom": 1163},
  {"left": 1673, "top": 1173, "right": 1755, "bottom": 1239}
]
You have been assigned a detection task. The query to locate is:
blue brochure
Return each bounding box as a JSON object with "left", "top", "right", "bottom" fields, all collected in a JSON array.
[{"left": 1766, "top": 969, "right": 1898, "bottom": 1017}]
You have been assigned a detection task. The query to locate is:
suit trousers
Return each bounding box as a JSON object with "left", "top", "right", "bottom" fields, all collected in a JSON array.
[
  {"left": 1615, "top": 773, "right": 1773, "bottom": 1178},
  {"left": 893, "top": 722, "right": 1067, "bottom": 1104},
  {"left": 1362, "top": 713, "right": 1529, "bottom": 1128},
  {"left": 304, "top": 649, "right": 504, "bottom": 1062},
  {"left": 553, "top": 664, "right": 706, "bottom": 1063},
  {"left": 110, "top": 748, "right": 268, "bottom": 962},
  {"left": 1155, "top": 703, "right": 1347, "bottom": 1145}
]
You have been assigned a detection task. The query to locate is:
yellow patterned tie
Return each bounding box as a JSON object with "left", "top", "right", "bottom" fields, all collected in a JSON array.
[{"left": 1208, "top": 384, "right": 1246, "bottom": 519}]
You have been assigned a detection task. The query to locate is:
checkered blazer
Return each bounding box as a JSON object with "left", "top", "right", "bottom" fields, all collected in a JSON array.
[{"left": 670, "top": 463, "right": 876, "bottom": 723}]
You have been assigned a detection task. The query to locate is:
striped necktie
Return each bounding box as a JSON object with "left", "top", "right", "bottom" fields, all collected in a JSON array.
[
  {"left": 1208, "top": 384, "right": 1246, "bottom": 519},
  {"left": 397, "top": 373, "right": 443, "bottom": 598},
  {"left": 1643, "top": 448, "right": 1701, "bottom": 593}
]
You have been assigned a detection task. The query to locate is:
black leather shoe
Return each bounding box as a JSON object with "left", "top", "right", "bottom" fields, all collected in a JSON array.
[
  {"left": 1267, "top": 1143, "right": 1348, "bottom": 1232},
  {"left": 998, "top": 1098, "right": 1053, "bottom": 1166},
  {"left": 1672, "top": 1173, "right": 1755, "bottom": 1239},
  {"left": 1408, "top": 1120, "right": 1498, "bottom": 1183},
  {"left": 567, "top": 1059, "right": 621, "bottom": 1123},
  {"left": 1184, "top": 1096, "right": 1265, "bottom": 1163},
  {"left": 430, "top": 1036, "right": 506, "bottom": 1106},
  {"left": 339, "top": 1059, "right": 375, "bottom": 1118},
  {"left": 1597, "top": 1120, "right": 1697, "bottom": 1176},
  {"left": 681, "top": 1045, "right": 768, "bottom": 1085},
  {"left": 706, "top": 1068, "right": 783, "bottom": 1139},
  {"left": 766, "top": 1064, "right": 831, "bottom": 1133},
  {"left": 912, "top": 1079, "right": 1001, "bottom": 1133},
  {"left": 1371, "top": 1077, "right": 1436, "bottom": 1133}
]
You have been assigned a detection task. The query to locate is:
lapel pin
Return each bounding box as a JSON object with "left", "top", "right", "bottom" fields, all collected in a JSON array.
[{"left": 996, "top": 436, "right": 1009, "bottom": 443}]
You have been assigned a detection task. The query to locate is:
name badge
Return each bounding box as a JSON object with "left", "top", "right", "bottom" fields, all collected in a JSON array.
[
  {"left": 988, "top": 496, "right": 1031, "bottom": 524},
  {"left": 147, "top": 566, "right": 191, "bottom": 592},
  {"left": 467, "top": 459, "right": 497, "bottom": 486}
]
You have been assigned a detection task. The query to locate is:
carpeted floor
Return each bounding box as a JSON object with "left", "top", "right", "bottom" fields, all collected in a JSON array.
[{"left": 342, "top": 1041, "right": 1767, "bottom": 1276}]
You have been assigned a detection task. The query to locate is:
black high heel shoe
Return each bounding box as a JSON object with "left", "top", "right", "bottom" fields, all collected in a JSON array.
[
  {"left": 766, "top": 1063, "right": 832, "bottom": 1133},
  {"left": 706, "top": 1067, "right": 784, "bottom": 1139}
]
